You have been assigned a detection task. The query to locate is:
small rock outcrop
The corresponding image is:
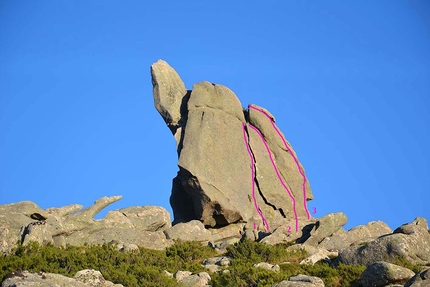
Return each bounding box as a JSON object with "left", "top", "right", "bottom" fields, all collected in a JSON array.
[
  {"left": 1, "top": 269, "right": 122, "bottom": 287},
  {"left": 151, "top": 59, "right": 314, "bottom": 232},
  {"left": 318, "top": 220, "right": 392, "bottom": 251},
  {"left": 336, "top": 217, "right": 430, "bottom": 266},
  {"left": 273, "top": 274, "right": 325, "bottom": 287},
  {"left": 0, "top": 197, "right": 173, "bottom": 253}
]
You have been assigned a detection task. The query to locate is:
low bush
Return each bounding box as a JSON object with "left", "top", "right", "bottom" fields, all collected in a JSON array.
[
  {"left": 0, "top": 240, "right": 216, "bottom": 287},
  {"left": 0, "top": 239, "right": 382, "bottom": 287}
]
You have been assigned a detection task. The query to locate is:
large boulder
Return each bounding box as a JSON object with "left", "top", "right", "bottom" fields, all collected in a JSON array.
[
  {"left": 359, "top": 262, "right": 415, "bottom": 287},
  {"left": 336, "top": 217, "right": 430, "bottom": 266},
  {"left": 151, "top": 60, "right": 314, "bottom": 232}
]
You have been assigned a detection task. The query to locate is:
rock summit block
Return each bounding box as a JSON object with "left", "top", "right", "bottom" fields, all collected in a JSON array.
[{"left": 151, "top": 60, "right": 314, "bottom": 230}]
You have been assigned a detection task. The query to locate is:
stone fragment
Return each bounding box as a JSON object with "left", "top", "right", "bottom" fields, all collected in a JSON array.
[{"left": 360, "top": 262, "right": 415, "bottom": 287}]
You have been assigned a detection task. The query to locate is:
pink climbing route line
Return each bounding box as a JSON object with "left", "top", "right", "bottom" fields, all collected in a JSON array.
[
  {"left": 248, "top": 124, "right": 299, "bottom": 232},
  {"left": 242, "top": 122, "right": 270, "bottom": 232},
  {"left": 249, "top": 105, "right": 311, "bottom": 220}
]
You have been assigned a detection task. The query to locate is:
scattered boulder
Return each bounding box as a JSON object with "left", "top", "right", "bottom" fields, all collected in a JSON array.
[
  {"left": 404, "top": 268, "right": 430, "bottom": 287},
  {"left": 272, "top": 274, "right": 325, "bottom": 287},
  {"left": 1, "top": 270, "right": 122, "bottom": 287},
  {"left": 336, "top": 217, "right": 430, "bottom": 266},
  {"left": 360, "top": 262, "right": 415, "bottom": 287},
  {"left": 286, "top": 244, "right": 337, "bottom": 265},
  {"left": 73, "top": 269, "right": 123, "bottom": 287},
  {"left": 174, "top": 271, "right": 211, "bottom": 287},
  {"left": 253, "top": 262, "right": 280, "bottom": 272},
  {"left": 151, "top": 60, "right": 314, "bottom": 230},
  {"left": 203, "top": 256, "right": 231, "bottom": 272}
]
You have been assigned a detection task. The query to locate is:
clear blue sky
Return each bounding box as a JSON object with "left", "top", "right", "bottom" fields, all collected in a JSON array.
[{"left": 1, "top": 1, "right": 429, "bottom": 231}]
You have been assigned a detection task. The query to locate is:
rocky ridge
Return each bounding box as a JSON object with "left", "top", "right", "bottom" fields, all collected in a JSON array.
[{"left": 1, "top": 60, "right": 429, "bottom": 286}]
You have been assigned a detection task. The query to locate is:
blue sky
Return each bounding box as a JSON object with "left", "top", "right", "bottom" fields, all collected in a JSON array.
[{"left": 1, "top": 1, "right": 429, "bottom": 231}]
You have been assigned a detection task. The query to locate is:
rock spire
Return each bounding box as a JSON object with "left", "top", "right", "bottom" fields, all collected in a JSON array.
[{"left": 151, "top": 60, "right": 314, "bottom": 230}]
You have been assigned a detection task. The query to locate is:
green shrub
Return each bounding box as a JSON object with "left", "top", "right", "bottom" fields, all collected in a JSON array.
[
  {"left": 225, "top": 239, "right": 307, "bottom": 264},
  {"left": 0, "top": 241, "right": 217, "bottom": 287},
  {"left": 0, "top": 239, "right": 396, "bottom": 287}
]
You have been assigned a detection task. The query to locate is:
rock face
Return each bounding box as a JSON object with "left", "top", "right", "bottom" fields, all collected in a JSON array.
[{"left": 151, "top": 59, "right": 314, "bottom": 231}]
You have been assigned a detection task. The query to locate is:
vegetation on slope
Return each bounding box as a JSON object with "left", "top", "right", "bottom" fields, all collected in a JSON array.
[{"left": 0, "top": 239, "right": 371, "bottom": 287}]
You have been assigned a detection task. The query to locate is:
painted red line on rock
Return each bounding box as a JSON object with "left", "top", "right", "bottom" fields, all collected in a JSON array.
[
  {"left": 242, "top": 122, "right": 270, "bottom": 231},
  {"left": 248, "top": 124, "right": 299, "bottom": 232},
  {"left": 249, "top": 105, "right": 311, "bottom": 220}
]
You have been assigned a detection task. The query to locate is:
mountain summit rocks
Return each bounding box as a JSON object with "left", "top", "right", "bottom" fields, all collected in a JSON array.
[{"left": 151, "top": 60, "right": 314, "bottom": 230}]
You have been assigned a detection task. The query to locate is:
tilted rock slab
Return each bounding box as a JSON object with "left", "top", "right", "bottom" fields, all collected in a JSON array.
[{"left": 151, "top": 59, "right": 314, "bottom": 231}]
